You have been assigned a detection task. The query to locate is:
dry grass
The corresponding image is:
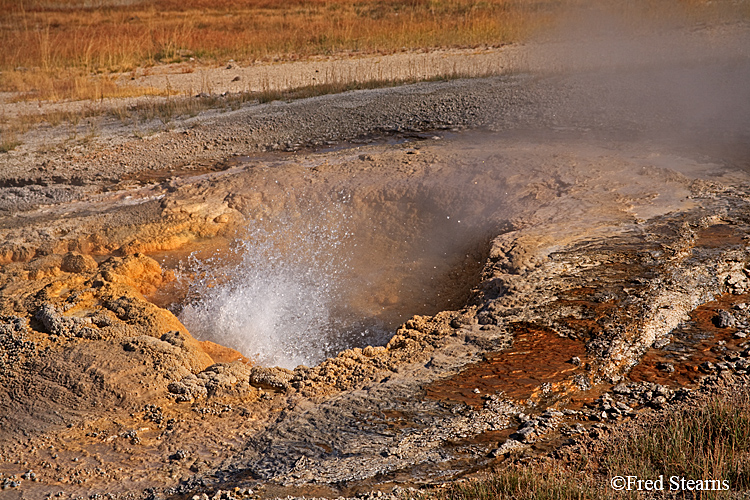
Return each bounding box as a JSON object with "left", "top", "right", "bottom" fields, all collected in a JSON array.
[
  {"left": 2, "top": 0, "right": 543, "bottom": 71},
  {"left": 604, "top": 388, "right": 750, "bottom": 499},
  {"left": 415, "top": 466, "right": 602, "bottom": 500},
  {"left": 0, "top": 64, "right": 501, "bottom": 132},
  {"left": 0, "top": 129, "right": 22, "bottom": 153},
  {"left": 1, "top": 0, "right": 747, "bottom": 101},
  {"left": 410, "top": 387, "right": 750, "bottom": 500},
  {"left": 0, "top": 0, "right": 559, "bottom": 101},
  {"left": 2, "top": 70, "right": 168, "bottom": 102}
]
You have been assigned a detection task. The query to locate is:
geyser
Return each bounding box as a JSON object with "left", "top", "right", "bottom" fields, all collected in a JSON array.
[
  {"left": 173, "top": 121, "right": 721, "bottom": 369},
  {"left": 179, "top": 201, "right": 365, "bottom": 369},
  {"left": 176, "top": 144, "right": 511, "bottom": 369}
]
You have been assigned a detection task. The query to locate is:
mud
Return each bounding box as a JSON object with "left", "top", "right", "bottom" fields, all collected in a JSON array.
[{"left": 2, "top": 17, "right": 750, "bottom": 500}]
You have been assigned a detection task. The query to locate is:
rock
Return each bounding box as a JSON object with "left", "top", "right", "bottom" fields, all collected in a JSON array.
[
  {"left": 615, "top": 402, "right": 632, "bottom": 412},
  {"left": 656, "top": 362, "right": 675, "bottom": 373},
  {"left": 491, "top": 438, "right": 527, "bottom": 456},
  {"left": 700, "top": 361, "right": 717, "bottom": 373},
  {"left": 612, "top": 382, "right": 631, "bottom": 394},
  {"left": 713, "top": 310, "right": 735, "bottom": 328},
  {"left": 61, "top": 252, "right": 98, "bottom": 274},
  {"left": 650, "top": 395, "right": 667, "bottom": 408},
  {"left": 35, "top": 304, "right": 99, "bottom": 339},
  {"left": 514, "top": 426, "right": 538, "bottom": 442},
  {"left": 653, "top": 337, "right": 671, "bottom": 348},
  {"left": 169, "top": 362, "right": 255, "bottom": 401},
  {"left": 168, "top": 375, "right": 209, "bottom": 401},
  {"left": 161, "top": 330, "right": 186, "bottom": 348},
  {"left": 249, "top": 366, "right": 294, "bottom": 392}
]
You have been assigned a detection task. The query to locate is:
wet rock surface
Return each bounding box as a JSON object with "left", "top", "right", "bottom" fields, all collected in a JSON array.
[{"left": 1, "top": 26, "right": 750, "bottom": 499}]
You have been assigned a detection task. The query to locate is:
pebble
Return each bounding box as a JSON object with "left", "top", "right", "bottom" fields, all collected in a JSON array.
[{"left": 713, "top": 310, "right": 735, "bottom": 328}]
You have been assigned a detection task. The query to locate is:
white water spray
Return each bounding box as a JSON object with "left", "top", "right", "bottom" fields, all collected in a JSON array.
[{"left": 178, "top": 199, "right": 377, "bottom": 369}]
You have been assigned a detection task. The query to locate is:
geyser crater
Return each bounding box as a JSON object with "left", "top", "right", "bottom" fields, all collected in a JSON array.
[{"left": 170, "top": 153, "right": 507, "bottom": 369}]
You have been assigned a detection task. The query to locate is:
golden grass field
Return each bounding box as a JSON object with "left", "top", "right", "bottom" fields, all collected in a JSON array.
[
  {"left": 0, "top": 0, "right": 548, "bottom": 101},
  {"left": 2, "top": 0, "right": 746, "bottom": 103}
]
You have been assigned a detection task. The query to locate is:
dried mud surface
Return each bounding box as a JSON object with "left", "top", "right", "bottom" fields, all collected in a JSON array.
[{"left": 2, "top": 23, "right": 750, "bottom": 500}]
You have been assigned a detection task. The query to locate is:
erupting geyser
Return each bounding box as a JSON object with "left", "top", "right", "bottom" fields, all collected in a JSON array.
[
  {"left": 175, "top": 151, "right": 512, "bottom": 368},
  {"left": 178, "top": 201, "right": 374, "bottom": 369}
]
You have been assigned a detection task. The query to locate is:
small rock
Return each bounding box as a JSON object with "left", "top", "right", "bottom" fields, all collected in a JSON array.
[
  {"left": 700, "top": 361, "right": 717, "bottom": 373},
  {"left": 569, "top": 356, "right": 582, "bottom": 366},
  {"left": 543, "top": 409, "right": 564, "bottom": 418},
  {"left": 654, "top": 337, "right": 671, "bottom": 348},
  {"left": 656, "top": 362, "right": 675, "bottom": 373},
  {"left": 612, "top": 383, "right": 631, "bottom": 395},
  {"left": 491, "top": 439, "right": 526, "bottom": 456},
  {"left": 515, "top": 426, "right": 538, "bottom": 442},
  {"left": 61, "top": 252, "right": 97, "bottom": 274},
  {"left": 713, "top": 310, "right": 735, "bottom": 328},
  {"left": 655, "top": 395, "right": 668, "bottom": 406}
]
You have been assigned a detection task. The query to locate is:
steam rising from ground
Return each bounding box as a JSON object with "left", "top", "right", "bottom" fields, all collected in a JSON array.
[{"left": 524, "top": 0, "right": 750, "bottom": 159}]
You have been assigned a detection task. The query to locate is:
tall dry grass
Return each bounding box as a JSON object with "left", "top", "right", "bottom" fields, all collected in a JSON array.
[
  {"left": 604, "top": 389, "right": 750, "bottom": 499},
  {"left": 409, "top": 386, "right": 750, "bottom": 500},
  {"left": 1, "top": 0, "right": 747, "bottom": 102},
  {"left": 0, "top": 0, "right": 554, "bottom": 100}
]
